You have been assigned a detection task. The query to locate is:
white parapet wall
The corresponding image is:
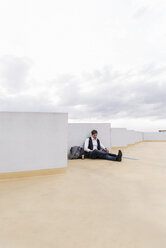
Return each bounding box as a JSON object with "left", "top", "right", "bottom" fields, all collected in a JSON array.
[
  {"left": 137, "top": 131, "right": 144, "bottom": 142},
  {"left": 126, "top": 130, "right": 135, "bottom": 145},
  {"left": 68, "top": 123, "right": 111, "bottom": 153},
  {"left": 0, "top": 112, "right": 68, "bottom": 173},
  {"left": 143, "top": 132, "right": 166, "bottom": 141},
  {"left": 132, "top": 131, "right": 138, "bottom": 144},
  {"left": 126, "top": 130, "right": 143, "bottom": 145},
  {"left": 110, "top": 128, "right": 128, "bottom": 147}
]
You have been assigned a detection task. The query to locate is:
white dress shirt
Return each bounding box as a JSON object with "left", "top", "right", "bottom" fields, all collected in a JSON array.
[{"left": 84, "top": 136, "right": 105, "bottom": 152}]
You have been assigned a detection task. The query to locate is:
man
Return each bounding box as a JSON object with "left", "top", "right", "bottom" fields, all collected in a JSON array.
[{"left": 84, "top": 129, "right": 122, "bottom": 162}]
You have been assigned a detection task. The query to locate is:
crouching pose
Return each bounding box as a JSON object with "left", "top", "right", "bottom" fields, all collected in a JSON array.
[{"left": 84, "top": 130, "right": 122, "bottom": 162}]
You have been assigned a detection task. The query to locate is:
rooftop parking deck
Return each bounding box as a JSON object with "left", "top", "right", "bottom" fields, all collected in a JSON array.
[{"left": 1, "top": 142, "right": 166, "bottom": 248}]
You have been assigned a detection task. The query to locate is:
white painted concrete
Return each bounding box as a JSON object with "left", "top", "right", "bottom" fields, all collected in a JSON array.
[
  {"left": 127, "top": 130, "right": 136, "bottom": 145},
  {"left": 110, "top": 128, "right": 128, "bottom": 147},
  {"left": 143, "top": 132, "right": 166, "bottom": 141},
  {"left": 136, "top": 131, "right": 144, "bottom": 142},
  {"left": 126, "top": 130, "right": 143, "bottom": 145},
  {"left": 126, "top": 130, "right": 134, "bottom": 145},
  {"left": 68, "top": 123, "right": 111, "bottom": 152},
  {"left": 0, "top": 112, "right": 68, "bottom": 173}
]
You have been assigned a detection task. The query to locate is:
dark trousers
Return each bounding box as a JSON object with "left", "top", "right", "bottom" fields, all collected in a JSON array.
[{"left": 86, "top": 149, "right": 117, "bottom": 161}]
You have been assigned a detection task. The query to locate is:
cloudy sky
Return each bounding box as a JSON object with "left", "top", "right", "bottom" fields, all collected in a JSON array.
[{"left": 0, "top": 0, "right": 166, "bottom": 131}]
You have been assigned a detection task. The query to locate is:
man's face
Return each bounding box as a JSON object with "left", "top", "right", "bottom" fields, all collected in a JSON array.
[{"left": 92, "top": 133, "right": 98, "bottom": 139}]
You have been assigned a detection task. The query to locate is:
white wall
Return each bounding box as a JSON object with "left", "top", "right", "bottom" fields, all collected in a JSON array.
[
  {"left": 132, "top": 131, "right": 138, "bottom": 143},
  {"left": 0, "top": 112, "right": 68, "bottom": 173},
  {"left": 125, "top": 130, "right": 142, "bottom": 145},
  {"left": 110, "top": 128, "right": 128, "bottom": 147},
  {"left": 130, "top": 131, "right": 144, "bottom": 144},
  {"left": 126, "top": 130, "right": 135, "bottom": 145},
  {"left": 68, "top": 123, "right": 111, "bottom": 152},
  {"left": 143, "top": 132, "right": 166, "bottom": 141},
  {"left": 136, "top": 131, "right": 144, "bottom": 142}
]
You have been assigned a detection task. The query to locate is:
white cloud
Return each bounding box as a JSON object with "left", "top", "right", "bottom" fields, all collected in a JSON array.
[
  {"left": 0, "top": 54, "right": 166, "bottom": 131},
  {"left": 0, "top": 55, "right": 32, "bottom": 93},
  {"left": 0, "top": 0, "right": 166, "bottom": 131}
]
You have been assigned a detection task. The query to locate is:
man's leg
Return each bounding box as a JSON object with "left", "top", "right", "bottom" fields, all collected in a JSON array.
[
  {"left": 95, "top": 149, "right": 122, "bottom": 161},
  {"left": 105, "top": 154, "right": 117, "bottom": 161},
  {"left": 86, "top": 151, "right": 96, "bottom": 159},
  {"left": 101, "top": 150, "right": 118, "bottom": 157},
  {"left": 92, "top": 150, "right": 117, "bottom": 161},
  {"left": 88, "top": 149, "right": 102, "bottom": 159},
  {"left": 86, "top": 150, "right": 105, "bottom": 159},
  {"left": 87, "top": 149, "right": 122, "bottom": 161},
  {"left": 109, "top": 153, "right": 117, "bottom": 157},
  {"left": 105, "top": 150, "right": 123, "bottom": 161}
]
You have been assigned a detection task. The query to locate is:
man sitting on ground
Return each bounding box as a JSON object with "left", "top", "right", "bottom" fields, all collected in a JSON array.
[{"left": 84, "top": 129, "right": 122, "bottom": 162}]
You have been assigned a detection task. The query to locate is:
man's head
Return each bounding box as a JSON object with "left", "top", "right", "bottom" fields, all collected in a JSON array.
[{"left": 91, "top": 130, "right": 98, "bottom": 139}]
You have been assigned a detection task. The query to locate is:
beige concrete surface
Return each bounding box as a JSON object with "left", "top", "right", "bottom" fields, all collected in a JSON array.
[
  {"left": 0, "top": 168, "right": 67, "bottom": 180},
  {"left": 0, "top": 142, "right": 166, "bottom": 248}
]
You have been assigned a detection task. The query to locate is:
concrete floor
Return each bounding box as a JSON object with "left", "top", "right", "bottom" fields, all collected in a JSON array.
[{"left": 0, "top": 142, "right": 166, "bottom": 248}]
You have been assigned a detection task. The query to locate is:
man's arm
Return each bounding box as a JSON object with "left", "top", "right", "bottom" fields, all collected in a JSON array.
[
  {"left": 84, "top": 138, "right": 91, "bottom": 152},
  {"left": 100, "top": 141, "right": 106, "bottom": 150},
  {"left": 100, "top": 141, "right": 109, "bottom": 153}
]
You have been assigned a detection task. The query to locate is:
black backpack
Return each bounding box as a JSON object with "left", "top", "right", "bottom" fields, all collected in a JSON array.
[{"left": 69, "top": 146, "right": 84, "bottom": 159}]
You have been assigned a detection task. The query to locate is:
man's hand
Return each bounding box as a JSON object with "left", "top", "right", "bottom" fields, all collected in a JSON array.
[
  {"left": 89, "top": 149, "right": 93, "bottom": 152},
  {"left": 105, "top": 147, "right": 109, "bottom": 153}
]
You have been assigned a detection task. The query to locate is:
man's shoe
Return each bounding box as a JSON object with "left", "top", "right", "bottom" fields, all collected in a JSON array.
[{"left": 116, "top": 150, "right": 122, "bottom": 162}]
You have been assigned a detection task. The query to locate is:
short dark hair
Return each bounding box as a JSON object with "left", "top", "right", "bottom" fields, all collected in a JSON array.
[{"left": 91, "top": 130, "right": 98, "bottom": 135}]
